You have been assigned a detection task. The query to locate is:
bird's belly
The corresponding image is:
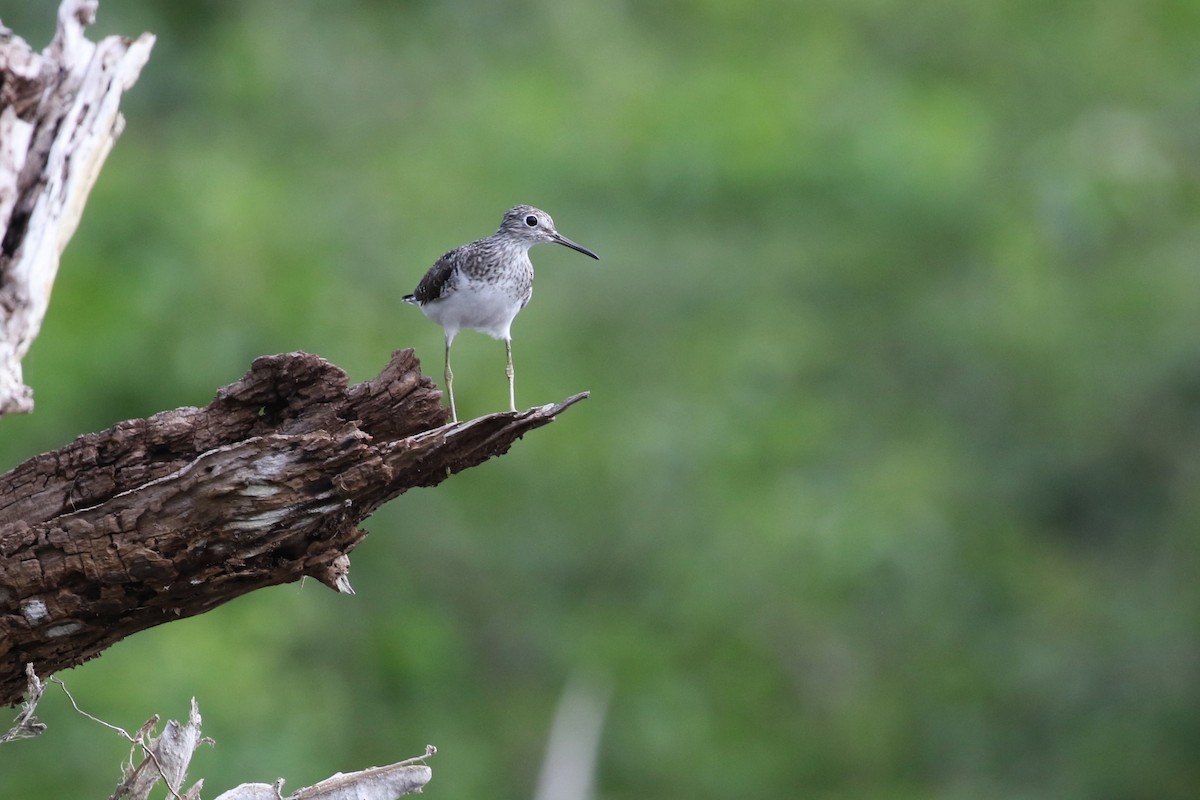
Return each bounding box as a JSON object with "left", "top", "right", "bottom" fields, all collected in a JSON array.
[{"left": 422, "top": 284, "right": 529, "bottom": 340}]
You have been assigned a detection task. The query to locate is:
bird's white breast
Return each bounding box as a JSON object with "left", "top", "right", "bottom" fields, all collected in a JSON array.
[{"left": 420, "top": 266, "right": 532, "bottom": 341}]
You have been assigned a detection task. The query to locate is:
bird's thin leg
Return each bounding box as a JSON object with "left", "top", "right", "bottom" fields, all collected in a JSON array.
[
  {"left": 505, "top": 339, "right": 516, "bottom": 412},
  {"left": 444, "top": 336, "right": 458, "bottom": 423}
]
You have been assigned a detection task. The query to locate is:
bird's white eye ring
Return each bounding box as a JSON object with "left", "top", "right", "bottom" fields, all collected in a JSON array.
[{"left": 525, "top": 215, "right": 538, "bottom": 227}]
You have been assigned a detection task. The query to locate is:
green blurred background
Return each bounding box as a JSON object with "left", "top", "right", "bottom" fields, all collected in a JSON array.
[{"left": 3, "top": 1, "right": 1200, "bottom": 797}]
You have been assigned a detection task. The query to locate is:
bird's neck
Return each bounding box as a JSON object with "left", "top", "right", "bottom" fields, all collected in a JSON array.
[{"left": 489, "top": 235, "right": 534, "bottom": 259}]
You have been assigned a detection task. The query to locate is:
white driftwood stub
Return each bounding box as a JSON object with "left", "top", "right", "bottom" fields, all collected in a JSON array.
[
  {"left": 0, "top": 0, "right": 154, "bottom": 414},
  {"left": 212, "top": 750, "right": 436, "bottom": 800}
]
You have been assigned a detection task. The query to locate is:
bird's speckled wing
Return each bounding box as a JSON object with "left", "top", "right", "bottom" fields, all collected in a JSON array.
[{"left": 405, "top": 250, "right": 461, "bottom": 304}]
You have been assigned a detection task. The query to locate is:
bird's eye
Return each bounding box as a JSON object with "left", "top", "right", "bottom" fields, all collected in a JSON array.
[{"left": 525, "top": 215, "right": 538, "bottom": 227}]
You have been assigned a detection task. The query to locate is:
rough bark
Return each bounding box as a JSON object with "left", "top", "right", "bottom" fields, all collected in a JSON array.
[
  {"left": 0, "top": 0, "right": 154, "bottom": 414},
  {"left": 0, "top": 348, "right": 588, "bottom": 707}
]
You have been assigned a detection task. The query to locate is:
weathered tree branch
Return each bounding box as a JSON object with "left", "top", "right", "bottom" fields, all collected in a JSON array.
[
  {"left": 7, "top": 683, "right": 435, "bottom": 800},
  {"left": 110, "top": 697, "right": 206, "bottom": 800},
  {"left": 0, "top": 349, "right": 588, "bottom": 707},
  {"left": 0, "top": 0, "right": 154, "bottom": 414}
]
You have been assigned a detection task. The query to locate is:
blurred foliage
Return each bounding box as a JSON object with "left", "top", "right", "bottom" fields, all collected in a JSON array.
[{"left": 2, "top": 0, "right": 1200, "bottom": 798}]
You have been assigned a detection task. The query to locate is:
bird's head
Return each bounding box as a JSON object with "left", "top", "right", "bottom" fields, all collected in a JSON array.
[{"left": 499, "top": 205, "right": 599, "bottom": 260}]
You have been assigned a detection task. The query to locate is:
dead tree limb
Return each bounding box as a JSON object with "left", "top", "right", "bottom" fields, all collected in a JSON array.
[
  {"left": 22, "top": 688, "right": 434, "bottom": 799},
  {"left": 0, "top": 0, "right": 154, "bottom": 414},
  {"left": 0, "top": 348, "right": 588, "bottom": 707}
]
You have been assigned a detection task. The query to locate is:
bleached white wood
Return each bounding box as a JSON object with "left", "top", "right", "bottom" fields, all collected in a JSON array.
[{"left": 0, "top": 0, "right": 154, "bottom": 414}]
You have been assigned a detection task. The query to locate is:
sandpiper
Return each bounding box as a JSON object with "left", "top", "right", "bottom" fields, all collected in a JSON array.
[{"left": 404, "top": 205, "right": 599, "bottom": 422}]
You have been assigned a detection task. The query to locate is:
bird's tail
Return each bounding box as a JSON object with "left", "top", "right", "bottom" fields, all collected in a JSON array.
[{"left": 402, "top": 294, "right": 417, "bottom": 304}]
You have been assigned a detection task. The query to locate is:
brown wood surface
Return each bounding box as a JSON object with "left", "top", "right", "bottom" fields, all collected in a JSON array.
[{"left": 0, "top": 349, "right": 586, "bottom": 706}]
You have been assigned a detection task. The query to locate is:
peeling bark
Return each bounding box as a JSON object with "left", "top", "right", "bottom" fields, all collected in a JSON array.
[
  {"left": 18, "top": 689, "right": 436, "bottom": 799},
  {"left": 0, "top": 349, "right": 588, "bottom": 707}
]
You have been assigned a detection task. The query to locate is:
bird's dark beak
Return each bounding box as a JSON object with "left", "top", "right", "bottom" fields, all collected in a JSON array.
[{"left": 552, "top": 232, "right": 599, "bottom": 260}]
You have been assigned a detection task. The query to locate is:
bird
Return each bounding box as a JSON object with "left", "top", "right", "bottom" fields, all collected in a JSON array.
[{"left": 404, "top": 205, "right": 599, "bottom": 423}]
